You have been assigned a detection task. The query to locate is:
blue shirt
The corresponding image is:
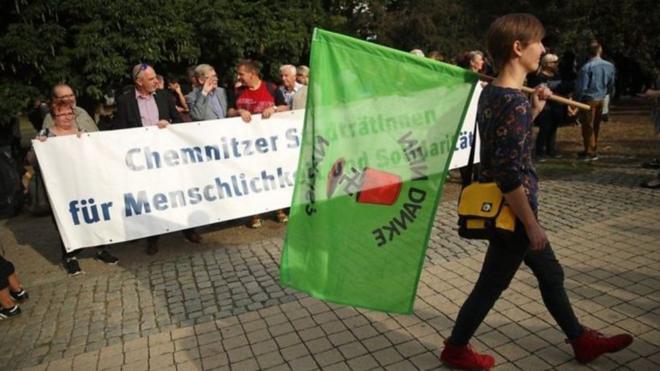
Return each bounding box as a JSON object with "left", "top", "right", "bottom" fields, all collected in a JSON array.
[{"left": 575, "top": 57, "right": 615, "bottom": 101}]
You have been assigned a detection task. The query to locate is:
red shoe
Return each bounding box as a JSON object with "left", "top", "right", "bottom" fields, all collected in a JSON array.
[
  {"left": 440, "top": 340, "right": 495, "bottom": 370},
  {"left": 568, "top": 327, "right": 633, "bottom": 363}
]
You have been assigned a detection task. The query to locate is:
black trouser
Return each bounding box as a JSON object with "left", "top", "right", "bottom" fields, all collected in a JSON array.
[
  {"left": 49, "top": 212, "right": 105, "bottom": 261},
  {"left": 535, "top": 110, "right": 559, "bottom": 156},
  {"left": 449, "top": 227, "right": 582, "bottom": 345},
  {"left": 146, "top": 228, "right": 197, "bottom": 244},
  {"left": 0, "top": 255, "right": 15, "bottom": 290}
]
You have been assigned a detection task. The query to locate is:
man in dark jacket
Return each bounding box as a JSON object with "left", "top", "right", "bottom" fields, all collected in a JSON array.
[
  {"left": 114, "top": 63, "right": 182, "bottom": 129},
  {"left": 114, "top": 63, "right": 201, "bottom": 255}
]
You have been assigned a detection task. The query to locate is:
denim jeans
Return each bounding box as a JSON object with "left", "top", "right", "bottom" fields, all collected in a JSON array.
[{"left": 449, "top": 227, "right": 582, "bottom": 345}]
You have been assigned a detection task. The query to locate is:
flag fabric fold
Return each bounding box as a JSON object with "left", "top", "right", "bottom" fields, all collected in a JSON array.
[{"left": 280, "top": 29, "right": 478, "bottom": 314}]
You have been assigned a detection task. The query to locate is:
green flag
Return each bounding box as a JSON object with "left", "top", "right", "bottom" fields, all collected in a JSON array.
[{"left": 280, "top": 29, "right": 478, "bottom": 314}]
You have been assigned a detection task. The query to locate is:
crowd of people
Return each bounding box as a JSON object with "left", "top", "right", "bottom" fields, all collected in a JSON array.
[
  {"left": 16, "top": 60, "right": 311, "bottom": 277},
  {"left": 0, "top": 17, "right": 645, "bottom": 370},
  {"left": 411, "top": 38, "right": 617, "bottom": 164},
  {"left": 0, "top": 35, "right": 632, "bottom": 286}
]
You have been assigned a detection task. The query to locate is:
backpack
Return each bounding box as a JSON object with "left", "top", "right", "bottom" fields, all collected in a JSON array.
[{"left": 0, "top": 152, "right": 23, "bottom": 219}]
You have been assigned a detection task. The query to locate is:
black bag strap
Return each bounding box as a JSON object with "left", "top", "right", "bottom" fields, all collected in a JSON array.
[{"left": 462, "top": 119, "right": 479, "bottom": 188}]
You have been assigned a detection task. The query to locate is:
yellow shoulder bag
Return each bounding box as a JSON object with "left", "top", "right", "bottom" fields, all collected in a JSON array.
[{"left": 456, "top": 123, "right": 516, "bottom": 240}]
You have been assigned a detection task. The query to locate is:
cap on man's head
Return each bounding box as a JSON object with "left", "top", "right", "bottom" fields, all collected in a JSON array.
[{"left": 541, "top": 53, "right": 559, "bottom": 66}]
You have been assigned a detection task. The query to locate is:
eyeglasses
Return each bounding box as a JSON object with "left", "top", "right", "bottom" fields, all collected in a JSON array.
[
  {"left": 133, "top": 63, "right": 149, "bottom": 79},
  {"left": 54, "top": 111, "right": 74, "bottom": 118}
]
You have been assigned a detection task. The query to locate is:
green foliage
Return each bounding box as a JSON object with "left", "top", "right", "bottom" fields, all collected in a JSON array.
[
  {"left": 0, "top": 0, "right": 657, "bottom": 120},
  {"left": 0, "top": 0, "right": 324, "bottom": 119}
]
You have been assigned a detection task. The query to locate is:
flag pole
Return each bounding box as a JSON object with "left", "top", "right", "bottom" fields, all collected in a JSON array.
[{"left": 477, "top": 73, "right": 591, "bottom": 111}]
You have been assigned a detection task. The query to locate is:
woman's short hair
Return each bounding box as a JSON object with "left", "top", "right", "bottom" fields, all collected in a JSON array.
[{"left": 486, "top": 13, "right": 545, "bottom": 71}]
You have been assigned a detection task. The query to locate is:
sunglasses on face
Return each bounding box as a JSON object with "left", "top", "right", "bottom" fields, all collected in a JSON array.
[{"left": 134, "top": 63, "right": 149, "bottom": 79}]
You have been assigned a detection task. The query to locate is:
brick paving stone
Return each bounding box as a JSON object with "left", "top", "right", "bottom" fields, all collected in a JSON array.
[
  {"left": 149, "top": 353, "right": 175, "bottom": 369},
  {"left": 196, "top": 331, "right": 221, "bottom": 347},
  {"left": 263, "top": 364, "right": 292, "bottom": 371},
  {"left": 346, "top": 354, "right": 379, "bottom": 371},
  {"left": 417, "top": 332, "right": 444, "bottom": 351},
  {"left": 173, "top": 336, "right": 198, "bottom": 352},
  {"left": 269, "top": 322, "right": 295, "bottom": 337},
  {"left": 328, "top": 330, "right": 357, "bottom": 347},
  {"left": 337, "top": 341, "right": 368, "bottom": 359},
  {"left": 8, "top": 160, "right": 660, "bottom": 371},
  {"left": 305, "top": 337, "right": 333, "bottom": 353},
  {"left": 121, "top": 359, "right": 148, "bottom": 371},
  {"left": 494, "top": 342, "right": 529, "bottom": 362},
  {"left": 148, "top": 332, "right": 171, "bottom": 346},
  {"left": 200, "top": 353, "right": 228, "bottom": 369},
  {"left": 256, "top": 351, "right": 286, "bottom": 369},
  {"left": 243, "top": 319, "right": 268, "bottom": 333},
  {"left": 516, "top": 334, "right": 550, "bottom": 353},
  {"left": 227, "top": 344, "right": 253, "bottom": 363},
  {"left": 371, "top": 347, "right": 404, "bottom": 366},
  {"left": 384, "top": 359, "right": 417, "bottom": 371},
  {"left": 230, "top": 358, "right": 259, "bottom": 371},
  {"left": 291, "top": 317, "right": 316, "bottom": 331},
  {"left": 286, "top": 355, "right": 318, "bottom": 371},
  {"left": 149, "top": 342, "right": 174, "bottom": 357},
  {"left": 221, "top": 334, "right": 247, "bottom": 350},
  {"left": 535, "top": 327, "right": 566, "bottom": 345},
  {"left": 20, "top": 366, "right": 47, "bottom": 371},
  {"left": 625, "top": 357, "right": 658, "bottom": 371},
  {"left": 313, "top": 348, "right": 345, "bottom": 367},
  {"left": 251, "top": 339, "right": 278, "bottom": 356},
  {"left": 275, "top": 332, "right": 301, "bottom": 348},
  {"left": 198, "top": 342, "right": 223, "bottom": 359},
  {"left": 350, "top": 324, "right": 379, "bottom": 340},
  {"left": 173, "top": 349, "right": 199, "bottom": 364},
  {"left": 409, "top": 351, "right": 440, "bottom": 370},
  {"left": 280, "top": 343, "right": 309, "bottom": 361},
  {"left": 320, "top": 362, "right": 351, "bottom": 371},
  {"left": 395, "top": 339, "right": 427, "bottom": 358},
  {"left": 44, "top": 358, "right": 71, "bottom": 371},
  {"left": 321, "top": 320, "right": 348, "bottom": 335},
  {"left": 382, "top": 329, "right": 412, "bottom": 345},
  {"left": 534, "top": 346, "right": 573, "bottom": 366}
]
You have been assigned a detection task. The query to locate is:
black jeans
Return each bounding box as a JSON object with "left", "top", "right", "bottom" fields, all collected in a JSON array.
[
  {"left": 50, "top": 212, "right": 105, "bottom": 261},
  {"left": 535, "top": 109, "right": 559, "bottom": 157},
  {"left": 0, "top": 255, "right": 15, "bottom": 290},
  {"left": 449, "top": 228, "right": 582, "bottom": 345}
]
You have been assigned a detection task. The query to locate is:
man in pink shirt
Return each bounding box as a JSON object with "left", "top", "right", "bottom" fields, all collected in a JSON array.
[{"left": 114, "top": 63, "right": 202, "bottom": 254}]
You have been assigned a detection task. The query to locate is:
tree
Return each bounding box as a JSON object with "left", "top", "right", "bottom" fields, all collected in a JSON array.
[
  {"left": 1, "top": 0, "right": 657, "bottom": 122},
  {"left": 0, "top": 0, "right": 326, "bottom": 119}
]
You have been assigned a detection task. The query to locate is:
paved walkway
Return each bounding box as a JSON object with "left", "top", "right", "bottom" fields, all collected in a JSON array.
[{"left": 1, "top": 157, "right": 659, "bottom": 370}]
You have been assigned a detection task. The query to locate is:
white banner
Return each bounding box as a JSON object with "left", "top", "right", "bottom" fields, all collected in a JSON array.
[
  {"left": 35, "top": 88, "right": 481, "bottom": 252},
  {"left": 35, "top": 111, "right": 303, "bottom": 252},
  {"left": 450, "top": 82, "right": 482, "bottom": 169}
]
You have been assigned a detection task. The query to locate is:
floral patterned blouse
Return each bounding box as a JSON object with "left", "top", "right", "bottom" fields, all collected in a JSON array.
[{"left": 477, "top": 85, "right": 538, "bottom": 212}]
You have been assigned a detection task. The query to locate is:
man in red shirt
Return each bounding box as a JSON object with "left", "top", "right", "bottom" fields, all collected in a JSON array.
[
  {"left": 229, "top": 59, "right": 287, "bottom": 123},
  {"left": 228, "top": 60, "right": 288, "bottom": 228}
]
